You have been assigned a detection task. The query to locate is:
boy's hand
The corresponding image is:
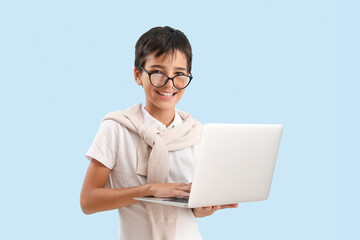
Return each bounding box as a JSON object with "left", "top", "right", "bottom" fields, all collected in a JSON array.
[
  {"left": 147, "top": 183, "right": 191, "bottom": 198},
  {"left": 192, "top": 203, "right": 238, "bottom": 218}
]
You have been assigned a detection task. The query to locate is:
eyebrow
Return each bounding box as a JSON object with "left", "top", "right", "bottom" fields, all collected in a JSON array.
[{"left": 148, "top": 65, "right": 187, "bottom": 72}]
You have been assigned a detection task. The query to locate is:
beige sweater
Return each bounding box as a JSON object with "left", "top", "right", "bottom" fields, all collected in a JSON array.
[{"left": 103, "top": 103, "right": 202, "bottom": 240}]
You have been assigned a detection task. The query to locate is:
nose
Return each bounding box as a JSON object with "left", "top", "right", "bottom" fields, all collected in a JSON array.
[{"left": 162, "top": 77, "right": 176, "bottom": 89}]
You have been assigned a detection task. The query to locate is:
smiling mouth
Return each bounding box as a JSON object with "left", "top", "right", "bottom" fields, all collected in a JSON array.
[{"left": 156, "top": 91, "right": 176, "bottom": 97}]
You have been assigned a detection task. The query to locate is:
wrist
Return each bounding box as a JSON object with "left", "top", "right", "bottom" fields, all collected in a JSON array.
[{"left": 143, "top": 184, "right": 153, "bottom": 196}]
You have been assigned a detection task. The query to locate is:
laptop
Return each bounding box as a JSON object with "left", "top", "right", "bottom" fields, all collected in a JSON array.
[{"left": 134, "top": 123, "right": 283, "bottom": 208}]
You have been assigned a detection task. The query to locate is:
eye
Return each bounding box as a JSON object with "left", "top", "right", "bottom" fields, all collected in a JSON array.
[
  {"left": 175, "top": 72, "right": 186, "bottom": 76},
  {"left": 150, "top": 70, "right": 163, "bottom": 74}
]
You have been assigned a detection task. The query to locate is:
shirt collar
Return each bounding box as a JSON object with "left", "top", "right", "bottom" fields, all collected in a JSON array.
[{"left": 141, "top": 106, "right": 182, "bottom": 132}]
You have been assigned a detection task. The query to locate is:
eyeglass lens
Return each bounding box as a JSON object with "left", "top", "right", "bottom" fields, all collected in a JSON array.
[{"left": 150, "top": 73, "right": 190, "bottom": 89}]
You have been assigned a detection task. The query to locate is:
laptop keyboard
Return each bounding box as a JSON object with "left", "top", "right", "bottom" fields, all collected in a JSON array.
[{"left": 163, "top": 197, "right": 189, "bottom": 203}]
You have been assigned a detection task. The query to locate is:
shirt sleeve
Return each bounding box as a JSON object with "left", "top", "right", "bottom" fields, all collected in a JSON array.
[{"left": 85, "top": 120, "right": 120, "bottom": 170}]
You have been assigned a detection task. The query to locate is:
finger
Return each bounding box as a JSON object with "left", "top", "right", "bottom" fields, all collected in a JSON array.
[
  {"left": 206, "top": 206, "right": 220, "bottom": 212},
  {"left": 176, "top": 183, "right": 191, "bottom": 188},
  {"left": 204, "top": 206, "right": 216, "bottom": 212},
  {"left": 219, "top": 203, "right": 239, "bottom": 209},
  {"left": 175, "top": 190, "right": 190, "bottom": 197},
  {"left": 179, "top": 182, "right": 191, "bottom": 187},
  {"left": 226, "top": 203, "right": 238, "bottom": 208},
  {"left": 204, "top": 206, "right": 220, "bottom": 209},
  {"left": 176, "top": 183, "right": 191, "bottom": 189},
  {"left": 200, "top": 206, "right": 212, "bottom": 212},
  {"left": 195, "top": 206, "right": 218, "bottom": 216},
  {"left": 177, "top": 186, "right": 191, "bottom": 192}
]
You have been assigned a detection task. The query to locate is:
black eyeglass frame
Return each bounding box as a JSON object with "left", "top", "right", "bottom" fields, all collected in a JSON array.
[{"left": 140, "top": 66, "right": 193, "bottom": 90}]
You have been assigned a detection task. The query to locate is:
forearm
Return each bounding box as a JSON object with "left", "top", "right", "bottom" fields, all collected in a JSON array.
[
  {"left": 80, "top": 158, "right": 192, "bottom": 215},
  {"left": 81, "top": 184, "right": 150, "bottom": 215}
]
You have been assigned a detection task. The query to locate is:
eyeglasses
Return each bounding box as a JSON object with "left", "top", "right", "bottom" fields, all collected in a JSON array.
[{"left": 140, "top": 66, "right": 193, "bottom": 90}]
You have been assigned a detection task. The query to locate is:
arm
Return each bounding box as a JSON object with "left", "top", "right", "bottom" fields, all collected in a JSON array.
[{"left": 80, "top": 159, "right": 191, "bottom": 215}]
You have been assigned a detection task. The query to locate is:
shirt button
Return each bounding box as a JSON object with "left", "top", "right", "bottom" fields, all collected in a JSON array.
[{"left": 158, "top": 125, "right": 166, "bottom": 132}]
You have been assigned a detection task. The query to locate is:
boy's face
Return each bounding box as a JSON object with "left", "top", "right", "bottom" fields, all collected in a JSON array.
[{"left": 134, "top": 50, "right": 189, "bottom": 115}]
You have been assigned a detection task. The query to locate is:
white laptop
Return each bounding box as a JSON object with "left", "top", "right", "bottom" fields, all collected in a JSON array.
[{"left": 134, "top": 123, "right": 283, "bottom": 208}]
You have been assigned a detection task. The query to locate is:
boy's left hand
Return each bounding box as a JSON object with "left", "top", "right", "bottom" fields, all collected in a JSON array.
[{"left": 192, "top": 203, "right": 238, "bottom": 218}]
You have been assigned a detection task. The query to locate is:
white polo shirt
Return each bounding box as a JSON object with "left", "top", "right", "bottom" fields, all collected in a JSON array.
[{"left": 86, "top": 107, "right": 202, "bottom": 240}]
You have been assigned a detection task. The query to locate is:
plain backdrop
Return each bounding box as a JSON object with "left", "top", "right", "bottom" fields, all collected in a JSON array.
[{"left": 0, "top": 0, "right": 359, "bottom": 239}]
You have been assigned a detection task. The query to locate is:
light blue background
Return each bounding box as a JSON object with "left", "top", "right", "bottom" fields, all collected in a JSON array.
[{"left": 0, "top": 0, "right": 359, "bottom": 239}]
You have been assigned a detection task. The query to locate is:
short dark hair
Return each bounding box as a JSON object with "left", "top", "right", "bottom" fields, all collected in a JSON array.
[{"left": 135, "top": 26, "right": 192, "bottom": 73}]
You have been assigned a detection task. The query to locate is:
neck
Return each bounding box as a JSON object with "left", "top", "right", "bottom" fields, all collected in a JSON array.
[{"left": 144, "top": 105, "right": 175, "bottom": 127}]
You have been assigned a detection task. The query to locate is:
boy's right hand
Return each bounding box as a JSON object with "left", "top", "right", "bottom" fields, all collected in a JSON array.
[{"left": 147, "top": 183, "right": 191, "bottom": 198}]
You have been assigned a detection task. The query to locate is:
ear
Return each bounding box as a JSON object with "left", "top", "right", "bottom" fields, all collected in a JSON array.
[{"left": 134, "top": 67, "right": 143, "bottom": 86}]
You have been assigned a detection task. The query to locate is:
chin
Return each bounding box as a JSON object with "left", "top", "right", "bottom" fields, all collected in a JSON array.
[{"left": 156, "top": 101, "right": 177, "bottom": 111}]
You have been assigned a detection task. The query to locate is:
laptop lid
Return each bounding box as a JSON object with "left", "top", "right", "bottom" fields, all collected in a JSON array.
[
  {"left": 135, "top": 123, "right": 283, "bottom": 208},
  {"left": 187, "top": 123, "right": 283, "bottom": 208}
]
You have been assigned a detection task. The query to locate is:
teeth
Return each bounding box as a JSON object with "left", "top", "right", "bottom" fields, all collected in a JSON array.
[{"left": 157, "top": 91, "right": 174, "bottom": 96}]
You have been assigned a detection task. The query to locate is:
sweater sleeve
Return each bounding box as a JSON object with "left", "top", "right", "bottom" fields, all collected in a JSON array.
[{"left": 85, "top": 120, "right": 119, "bottom": 170}]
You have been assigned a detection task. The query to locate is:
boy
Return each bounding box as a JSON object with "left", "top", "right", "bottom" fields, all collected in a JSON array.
[{"left": 80, "top": 26, "right": 238, "bottom": 240}]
